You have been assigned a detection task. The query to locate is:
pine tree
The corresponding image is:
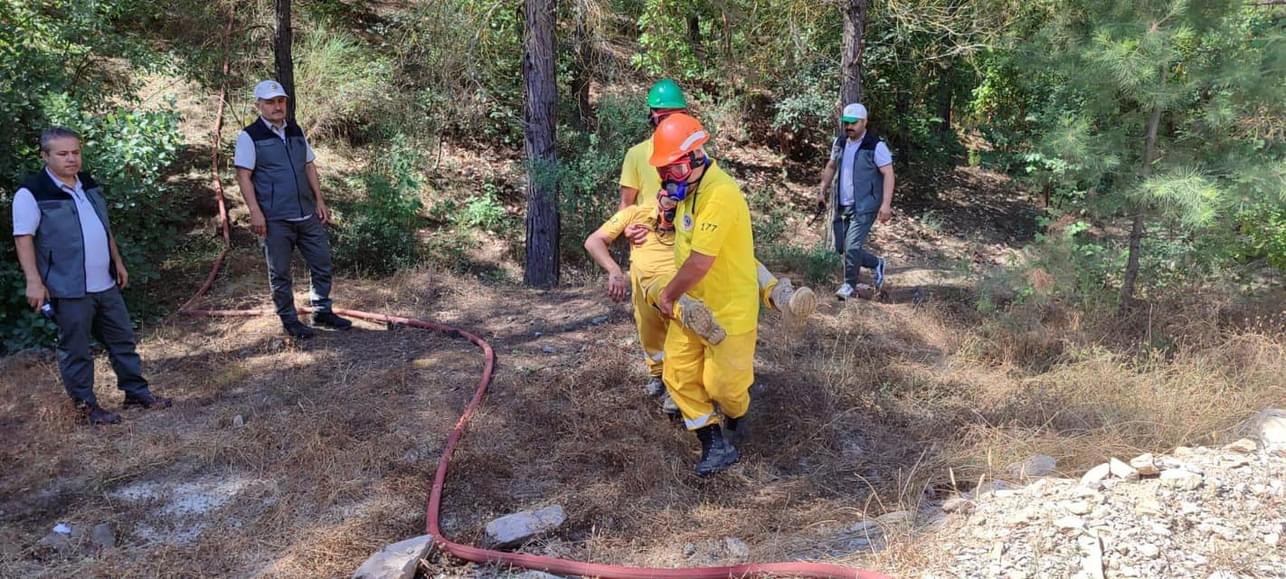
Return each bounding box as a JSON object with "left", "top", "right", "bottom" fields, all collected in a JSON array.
[{"left": 1016, "top": 0, "right": 1284, "bottom": 310}]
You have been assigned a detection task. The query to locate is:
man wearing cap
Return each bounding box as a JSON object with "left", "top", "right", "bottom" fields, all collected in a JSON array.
[
  {"left": 651, "top": 113, "right": 759, "bottom": 477},
  {"left": 234, "top": 80, "right": 351, "bottom": 339},
  {"left": 12, "top": 127, "right": 172, "bottom": 425},
  {"left": 817, "top": 103, "right": 894, "bottom": 300}
]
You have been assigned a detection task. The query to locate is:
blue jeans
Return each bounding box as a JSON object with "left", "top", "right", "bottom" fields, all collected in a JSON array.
[{"left": 833, "top": 206, "right": 879, "bottom": 286}]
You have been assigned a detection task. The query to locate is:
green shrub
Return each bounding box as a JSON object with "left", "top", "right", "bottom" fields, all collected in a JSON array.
[
  {"left": 454, "top": 183, "right": 510, "bottom": 233},
  {"left": 332, "top": 139, "right": 424, "bottom": 276},
  {"left": 556, "top": 94, "right": 651, "bottom": 266},
  {"left": 294, "top": 29, "right": 394, "bottom": 141},
  {"left": 0, "top": 99, "right": 182, "bottom": 352},
  {"left": 0, "top": 0, "right": 183, "bottom": 352},
  {"left": 763, "top": 242, "right": 841, "bottom": 287}
]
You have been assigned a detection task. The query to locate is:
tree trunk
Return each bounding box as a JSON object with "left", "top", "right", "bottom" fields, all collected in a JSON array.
[
  {"left": 1119, "top": 105, "right": 1162, "bottom": 312},
  {"left": 838, "top": 0, "right": 869, "bottom": 136},
  {"left": 273, "top": 0, "right": 296, "bottom": 123},
  {"left": 687, "top": 13, "right": 704, "bottom": 58},
  {"left": 936, "top": 65, "right": 953, "bottom": 139},
  {"left": 523, "top": 0, "right": 560, "bottom": 288}
]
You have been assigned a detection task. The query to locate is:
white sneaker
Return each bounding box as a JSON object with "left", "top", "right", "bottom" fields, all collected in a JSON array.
[{"left": 835, "top": 283, "right": 855, "bottom": 300}]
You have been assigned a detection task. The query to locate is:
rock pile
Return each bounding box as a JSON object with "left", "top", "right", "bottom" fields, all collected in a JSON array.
[{"left": 926, "top": 435, "right": 1285, "bottom": 579}]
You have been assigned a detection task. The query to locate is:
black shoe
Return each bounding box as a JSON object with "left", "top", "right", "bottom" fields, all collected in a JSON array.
[
  {"left": 283, "top": 319, "right": 316, "bottom": 340},
  {"left": 75, "top": 401, "right": 121, "bottom": 425},
  {"left": 313, "top": 311, "right": 353, "bottom": 331},
  {"left": 123, "top": 392, "right": 173, "bottom": 410},
  {"left": 694, "top": 424, "right": 740, "bottom": 477},
  {"left": 725, "top": 412, "right": 750, "bottom": 446}
]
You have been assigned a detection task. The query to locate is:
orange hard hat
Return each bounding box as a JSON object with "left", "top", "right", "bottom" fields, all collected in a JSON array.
[{"left": 649, "top": 113, "right": 708, "bottom": 167}]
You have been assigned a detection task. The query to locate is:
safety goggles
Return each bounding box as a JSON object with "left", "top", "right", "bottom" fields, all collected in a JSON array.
[
  {"left": 658, "top": 155, "right": 697, "bottom": 183},
  {"left": 648, "top": 108, "right": 683, "bottom": 128}
]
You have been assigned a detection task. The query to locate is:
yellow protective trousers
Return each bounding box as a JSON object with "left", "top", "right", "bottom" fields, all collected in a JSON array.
[
  {"left": 662, "top": 323, "right": 757, "bottom": 430},
  {"left": 631, "top": 267, "right": 670, "bottom": 378}
]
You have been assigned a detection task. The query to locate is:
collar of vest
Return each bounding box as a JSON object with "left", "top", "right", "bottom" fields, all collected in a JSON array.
[
  {"left": 244, "top": 118, "right": 305, "bottom": 140},
  {"left": 22, "top": 170, "right": 99, "bottom": 200},
  {"left": 837, "top": 130, "right": 881, "bottom": 151}
]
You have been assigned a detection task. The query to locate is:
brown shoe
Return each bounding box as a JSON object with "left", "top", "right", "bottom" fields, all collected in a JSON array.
[
  {"left": 123, "top": 392, "right": 173, "bottom": 410},
  {"left": 75, "top": 401, "right": 121, "bottom": 425}
]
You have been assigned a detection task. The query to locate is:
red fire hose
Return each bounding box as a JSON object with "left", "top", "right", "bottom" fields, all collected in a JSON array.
[{"left": 180, "top": 59, "right": 886, "bottom": 579}]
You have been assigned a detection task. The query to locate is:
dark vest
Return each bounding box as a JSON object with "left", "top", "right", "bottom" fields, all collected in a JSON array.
[
  {"left": 833, "top": 131, "right": 885, "bottom": 214},
  {"left": 22, "top": 171, "right": 116, "bottom": 299},
  {"left": 243, "top": 120, "right": 314, "bottom": 221}
]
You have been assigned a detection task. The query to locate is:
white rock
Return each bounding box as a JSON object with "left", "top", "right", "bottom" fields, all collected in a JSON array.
[
  {"left": 723, "top": 537, "right": 750, "bottom": 559},
  {"left": 35, "top": 531, "right": 72, "bottom": 554},
  {"left": 1081, "top": 536, "right": 1105, "bottom": 579},
  {"left": 942, "top": 497, "right": 974, "bottom": 513},
  {"left": 513, "top": 573, "right": 564, "bottom": 579},
  {"left": 1223, "top": 438, "right": 1258, "bottom": 453},
  {"left": 232, "top": 414, "right": 245, "bottom": 428},
  {"left": 1081, "top": 463, "right": 1111, "bottom": 487},
  {"left": 1130, "top": 453, "right": 1160, "bottom": 476},
  {"left": 1265, "top": 533, "right": 1281, "bottom": 547},
  {"left": 1007, "top": 454, "right": 1058, "bottom": 480},
  {"left": 1138, "top": 544, "right": 1161, "bottom": 558},
  {"left": 969, "top": 480, "right": 1016, "bottom": 499},
  {"left": 1005, "top": 508, "right": 1036, "bottom": 526},
  {"left": 876, "top": 510, "right": 914, "bottom": 527},
  {"left": 1208, "top": 525, "right": 1237, "bottom": 541},
  {"left": 1160, "top": 469, "right": 1203, "bottom": 490},
  {"left": 1074, "top": 486, "right": 1104, "bottom": 499},
  {"left": 485, "top": 506, "right": 566, "bottom": 547},
  {"left": 1056, "top": 516, "right": 1086, "bottom": 531},
  {"left": 1243, "top": 409, "right": 1286, "bottom": 446},
  {"left": 90, "top": 523, "right": 116, "bottom": 551},
  {"left": 1109, "top": 458, "right": 1139, "bottom": 481},
  {"left": 351, "top": 534, "right": 432, "bottom": 579},
  {"left": 1066, "top": 501, "right": 1092, "bottom": 516}
]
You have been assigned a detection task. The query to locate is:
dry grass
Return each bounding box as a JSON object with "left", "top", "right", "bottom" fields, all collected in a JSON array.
[
  {"left": 4, "top": 88, "right": 1283, "bottom": 575},
  {"left": 2, "top": 247, "right": 1281, "bottom": 577}
]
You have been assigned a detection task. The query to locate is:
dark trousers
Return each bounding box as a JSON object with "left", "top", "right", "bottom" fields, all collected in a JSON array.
[
  {"left": 264, "top": 215, "right": 334, "bottom": 322},
  {"left": 52, "top": 286, "right": 150, "bottom": 405},
  {"left": 833, "top": 206, "right": 880, "bottom": 286}
]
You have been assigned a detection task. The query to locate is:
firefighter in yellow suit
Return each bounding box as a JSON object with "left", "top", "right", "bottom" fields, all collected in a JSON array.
[
  {"left": 651, "top": 113, "right": 758, "bottom": 477},
  {"left": 584, "top": 201, "right": 815, "bottom": 415},
  {"left": 595, "top": 79, "right": 814, "bottom": 414}
]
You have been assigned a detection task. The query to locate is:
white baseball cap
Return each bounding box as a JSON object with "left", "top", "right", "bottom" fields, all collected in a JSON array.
[
  {"left": 841, "top": 103, "right": 868, "bottom": 123},
  {"left": 254, "top": 80, "right": 289, "bottom": 101}
]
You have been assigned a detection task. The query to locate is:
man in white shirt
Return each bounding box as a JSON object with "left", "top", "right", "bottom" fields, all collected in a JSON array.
[
  {"left": 11, "top": 127, "right": 171, "bottom": 425},
  {"left": 233, "top": 80, "right": 351, "bottom": 339},
  {"left": 816, "top": 103, "right": 895, "bottom": 299}
]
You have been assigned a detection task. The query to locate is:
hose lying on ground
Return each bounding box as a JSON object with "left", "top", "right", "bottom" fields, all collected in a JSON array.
[{"left": 179, "top": 64, "right": 887, "bottom": 579}]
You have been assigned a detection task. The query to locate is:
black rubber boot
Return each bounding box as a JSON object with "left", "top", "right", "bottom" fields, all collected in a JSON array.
[
  {"left": 725, "top": 413, "right": 750, "bottom": 445},
  {"left": 694, "top": 424, "right": 740, "bottom": 477}
]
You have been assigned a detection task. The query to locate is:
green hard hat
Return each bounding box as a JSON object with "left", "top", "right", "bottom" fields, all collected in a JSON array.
[{"left": 647, "top": 79, "right": 687, "bottom": 109}]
